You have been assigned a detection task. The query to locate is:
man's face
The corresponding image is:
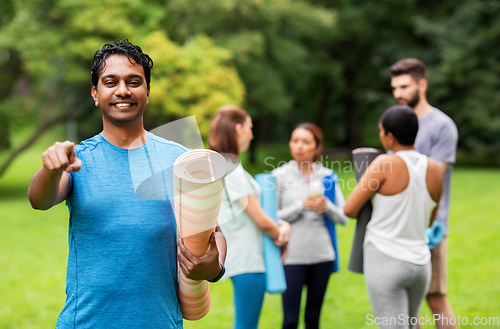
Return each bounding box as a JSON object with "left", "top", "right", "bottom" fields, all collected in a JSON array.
[
  {"left": 91, "top": 55, "right": 150, "bottom": 126},
  {"left": 391, "top": 74, "right": 420, "bottom": 108}
]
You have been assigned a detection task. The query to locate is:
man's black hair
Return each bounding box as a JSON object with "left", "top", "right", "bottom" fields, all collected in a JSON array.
[
  {"left": 381, "top": 105, "right": 419, "bottom": 146},
  {"left": 91, "top": 39, "right": 153, "bottom": 89}
]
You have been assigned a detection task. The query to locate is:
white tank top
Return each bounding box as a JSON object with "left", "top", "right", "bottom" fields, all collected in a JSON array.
[{"left": 364, "top": 150, "right": 437, "bottom": 265}]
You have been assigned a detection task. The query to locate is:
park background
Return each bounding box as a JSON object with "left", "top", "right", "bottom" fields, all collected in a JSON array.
[{"left": 1, "top": 0, "right": 499, "bottom": 328}]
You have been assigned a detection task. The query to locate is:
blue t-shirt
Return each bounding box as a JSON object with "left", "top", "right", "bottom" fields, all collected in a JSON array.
[{"left": 56, "top": 133, "right": 187, "bottom": 328}]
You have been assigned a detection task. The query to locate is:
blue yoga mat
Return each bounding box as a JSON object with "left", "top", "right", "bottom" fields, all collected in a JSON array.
[
  {"left": 323, "top": 174, "right": 341, "bottom": 273},
  {"left": 255, "top": 173, "right": 287, "bottom": 294},
  {"left": 426, "top": 220, "right": 444, "bottom": 249}
]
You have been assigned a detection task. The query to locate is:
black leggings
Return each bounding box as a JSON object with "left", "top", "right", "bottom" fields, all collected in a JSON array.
[{"left": 281, "top": 261, "right": 333, "bottom": 329}]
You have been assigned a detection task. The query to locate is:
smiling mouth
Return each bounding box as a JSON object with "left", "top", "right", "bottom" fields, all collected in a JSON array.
[{"left": 112, "top": 102, "right": 135, "bottom": 108}]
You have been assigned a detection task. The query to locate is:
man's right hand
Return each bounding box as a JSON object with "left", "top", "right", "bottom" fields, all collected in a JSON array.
[
  {"left": 29, "top": 141, "right": 81, "bottom": 210},
  {"left": 42, "top": 141, "right": 82, "bottom": 174}
]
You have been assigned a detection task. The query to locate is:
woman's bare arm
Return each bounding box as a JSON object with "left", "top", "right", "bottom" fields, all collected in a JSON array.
[
  {"left": 344, "top": 156, "right": 388, "bottom": 218},
  {"left": 239, "top": 195, "right": 290, "bottom": 246}
]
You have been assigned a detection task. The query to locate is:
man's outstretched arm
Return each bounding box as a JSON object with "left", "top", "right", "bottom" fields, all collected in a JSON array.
[{"left": 28, "top": 141, "right": 82, "bottom": 210}]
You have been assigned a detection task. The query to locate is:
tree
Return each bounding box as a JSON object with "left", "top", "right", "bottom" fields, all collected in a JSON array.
[
  {"left": 413, "top": 0, "right": 500, "bottom": 157},
  {"left": 1, "top": 0, "right": 498, "bottom": 178},
  {"left": 0, "top": 0, "right": 244, "bottom": 178},
  {"left": 164, "top": 0, "right": 339, "bottom": 160}
]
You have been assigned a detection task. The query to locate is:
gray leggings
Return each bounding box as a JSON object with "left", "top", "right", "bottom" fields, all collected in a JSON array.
[{"left": 364, "top": 243, "right": 431, "bottom": 329}]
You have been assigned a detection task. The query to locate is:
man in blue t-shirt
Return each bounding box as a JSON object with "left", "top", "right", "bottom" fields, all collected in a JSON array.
[
  {"left": 28, "top": 39, "right": 226, "bottom": 328},
  {"left": 390, "top": 58, "right": 458, "bottom": 329}
]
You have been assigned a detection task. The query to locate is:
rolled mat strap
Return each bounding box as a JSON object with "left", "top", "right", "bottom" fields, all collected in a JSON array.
[{"left": 255, "top": 173, "right": 287, "bottom": 294}]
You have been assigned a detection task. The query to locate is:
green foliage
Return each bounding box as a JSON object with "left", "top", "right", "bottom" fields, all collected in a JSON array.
[
  {"left": 165, "top": 0, "right": 338, "bottom": 124},
  {"left": 0, "top": 0, "right": 244, "bottom": 177},
  {"left": 142, "top": 32, "right": 245, "bottom": 136},
  {"left": 413, "top": 0, "right": 500, "bottom": 157},
  {"left": 1, "top": 0, "right": 500, "bottom": 177},
  {"left": 316, "top": 0, "right": 500, "bottom": 156}
]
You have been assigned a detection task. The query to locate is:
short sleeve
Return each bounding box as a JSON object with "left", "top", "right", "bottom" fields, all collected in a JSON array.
[
  {"left": 65, "top": 145, "right": 80, "bottom": 200},
  {"left": 224, "top": 163, "right": 253, "bottom": 202},
  {"left": 428, "top": 121, "right": 458, "bottom": 164},
  {"left": 66, "top": 171, "right": 74, "bottom": 198}
]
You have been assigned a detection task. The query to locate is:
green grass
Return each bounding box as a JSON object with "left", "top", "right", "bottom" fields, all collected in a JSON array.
[{"left": 1, "top": 134, "right": 500, "bottom": 328}]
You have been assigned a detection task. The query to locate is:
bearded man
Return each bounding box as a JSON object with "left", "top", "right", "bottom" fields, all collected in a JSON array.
[{"left": 390, "top": 58, "right": 458, "bottom": 329}]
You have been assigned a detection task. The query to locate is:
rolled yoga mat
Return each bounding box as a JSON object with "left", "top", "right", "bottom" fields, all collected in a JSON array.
[
  {"left": 173, "top": 149, "right": 227, "bottom": 320},
  {"left": 255, "top": 173, "right": 287, "bottom": 294},
  {"left": 323, "top": 173, "right": 340, "bottom": 273},
  {"left": 426, "top": 220, "right": 444, "bottom": 249},
  {"left": 347, "top": 148, "right": 383, "bottom": 274}
]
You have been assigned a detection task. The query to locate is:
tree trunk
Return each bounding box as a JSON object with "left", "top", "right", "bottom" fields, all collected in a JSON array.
[
  {"left": 249, "top": 127, "right": 257, "bottom": 165},
  {"left": 0, "top": 52, "right": 22, "bottom": 153},
  {"left": 346, "top": 93, "right": 361, "bottom": 150},
  {"left": 0, "top": 120, "right": 10, "bottom": 151},
  {"left": 343, "top": 63, "right": 361, "bottom": 149},
  {"left": 315, "top": 83, "right": 332, "bottom": 131}
]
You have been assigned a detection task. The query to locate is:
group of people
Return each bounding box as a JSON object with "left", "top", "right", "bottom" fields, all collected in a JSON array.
[
  {"left": 28, "top": 39, "right": 458, "bottom": 329},
  {"left": 210, "top": 108, "right": 348, "bottom": 329}
]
